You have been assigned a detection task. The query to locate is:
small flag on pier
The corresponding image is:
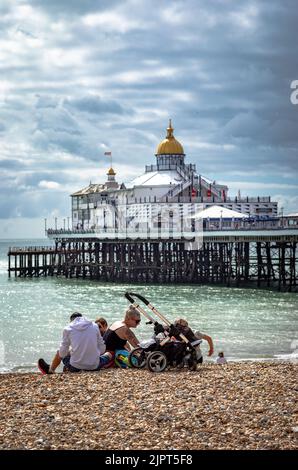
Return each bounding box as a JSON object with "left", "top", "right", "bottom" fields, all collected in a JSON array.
[{"left": 104, "top": 151, "right": 113, "bottom": 169}]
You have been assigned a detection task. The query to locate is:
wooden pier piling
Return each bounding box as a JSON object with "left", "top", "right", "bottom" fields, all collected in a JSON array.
[{"left": 7, "top": 238, "right": 298, "bottom": 291}]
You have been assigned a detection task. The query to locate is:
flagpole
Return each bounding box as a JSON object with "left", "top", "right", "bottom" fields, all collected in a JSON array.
[{"left": 104, "top": 151, "right": 112, "bottom": 169}]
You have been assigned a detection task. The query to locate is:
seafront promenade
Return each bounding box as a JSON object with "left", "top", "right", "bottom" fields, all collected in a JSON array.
[{"left": 0, "top": 362, "right": 296, "bottom": 450}]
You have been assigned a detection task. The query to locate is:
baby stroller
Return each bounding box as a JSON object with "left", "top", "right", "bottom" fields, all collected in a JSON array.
[{"left": 124, "top": 292, "right": 202, "bottom": 372}]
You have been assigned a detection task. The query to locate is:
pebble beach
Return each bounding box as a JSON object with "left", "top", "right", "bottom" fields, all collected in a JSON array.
[{"left": 0, "top": 362, "right": 297, "bottom": 451}]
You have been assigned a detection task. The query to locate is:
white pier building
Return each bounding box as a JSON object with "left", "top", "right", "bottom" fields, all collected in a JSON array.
[{"left": 70, "top": 121, "right": 278, "bottom": 232}]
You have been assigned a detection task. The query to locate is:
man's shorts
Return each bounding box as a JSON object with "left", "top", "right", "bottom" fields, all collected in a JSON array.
[
  {"left": 62, "top": 352, "right": 114, "bottom": 373},
  {"left": 62, "top": 356, "right": 81, "bottom": 373}
]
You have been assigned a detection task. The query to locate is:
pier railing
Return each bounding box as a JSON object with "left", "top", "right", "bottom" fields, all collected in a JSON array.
[
  {"left": 46, "top": 221, "right": 296, "bottom": 237},
  {"left": 112, "top": 195, "right": 274, "bottom": 204},
  {"left": 8, "top": 246, "right": 56, "bottom": 254}
]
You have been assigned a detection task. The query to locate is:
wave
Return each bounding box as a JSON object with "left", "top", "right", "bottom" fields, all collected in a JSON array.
[
  {"left": 0, "top": 260, "right": 8, "bottom": 274},
  {"left": 206, "top": 355, "right": 297, "bottom": 364},
  {"left": 274, "top": 352, "right": 298, "bottom": 362},
  {"left": 0, "top": 364, "right": 37, "bottom": 374}
]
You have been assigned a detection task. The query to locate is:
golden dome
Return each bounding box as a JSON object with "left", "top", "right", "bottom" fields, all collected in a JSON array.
[
  {"left": 107, "top": 167, "right": 116, "bottom": 176},
  {"left": 156, "top": 120, "right": 184, "bottom": 155}
]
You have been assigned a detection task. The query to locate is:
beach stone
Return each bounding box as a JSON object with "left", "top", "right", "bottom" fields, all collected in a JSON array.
[
  {"left": 0, "top": 363, "right": 297, "bottom": 450},
  {"left": 259, "top": 417, "right": 269, "bottom": 425}
]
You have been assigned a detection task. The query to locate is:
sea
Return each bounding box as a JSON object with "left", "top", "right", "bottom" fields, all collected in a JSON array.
[{"left": 0, "top": 239, "right": 297, "bottom": 373}]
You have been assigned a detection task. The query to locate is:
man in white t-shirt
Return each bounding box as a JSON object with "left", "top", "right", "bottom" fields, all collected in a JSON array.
[{"left": 38, "top": 312, "right": 112, "bottom": 374}]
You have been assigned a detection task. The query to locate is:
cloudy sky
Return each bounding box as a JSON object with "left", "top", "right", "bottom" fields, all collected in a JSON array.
[{"left": 0, "top": 0, "right": 297, "bottom": 238}]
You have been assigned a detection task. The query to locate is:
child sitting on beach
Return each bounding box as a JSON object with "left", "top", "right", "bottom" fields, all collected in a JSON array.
[
  {"left": 173, "top": 318, "right": 214, "bottom": 363},
  {"left": 216, "top": 351, "right": 227, "bottom": 365},
  {"left": 95, "top": 317, "right": 108, "bottom": 336}
]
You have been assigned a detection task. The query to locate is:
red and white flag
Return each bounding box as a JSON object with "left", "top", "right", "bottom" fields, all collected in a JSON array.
[{"left": 104, "top": 151, "right": 112, "bottom": 156}]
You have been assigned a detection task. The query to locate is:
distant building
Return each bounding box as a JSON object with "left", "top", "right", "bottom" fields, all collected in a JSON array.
[
  {"left": 71, "top": 121, "right": 278, "bottom": 230},
  {"left": 283, "top": 213, "right": 298, "bottom": 227}
]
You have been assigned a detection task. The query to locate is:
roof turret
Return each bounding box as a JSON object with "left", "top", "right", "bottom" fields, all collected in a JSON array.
[{"left": 156, "top": 120, "right": 184, "bottom": 155}]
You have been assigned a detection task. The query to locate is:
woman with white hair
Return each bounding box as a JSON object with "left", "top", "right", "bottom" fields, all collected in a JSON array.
[{"left": 103, "top": 305, "right": 141, "bottom": 367}]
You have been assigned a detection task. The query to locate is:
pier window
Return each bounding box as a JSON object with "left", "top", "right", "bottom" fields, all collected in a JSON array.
[{"left": 72, "top": 197, "right": 79, "bottom": 210}]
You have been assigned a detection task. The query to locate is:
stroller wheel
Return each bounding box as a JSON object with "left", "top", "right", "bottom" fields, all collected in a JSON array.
[
  {"left": 187, "top": 351, "right": 198, "bottom": 371},
  {"left": 128, "top": 347, "right": 146, "bottom": 368},
  {"left": 188, "top": 361, "right": 197, "bottom": 371},
  {"left": 146, "top": 351, "right": 168, "bottom": 373}
]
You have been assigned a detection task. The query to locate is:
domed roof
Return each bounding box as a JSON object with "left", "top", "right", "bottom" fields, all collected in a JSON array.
[
  {"left": 107, "top": 167, "right": 116, "bottom": 176},
  {"left": 156, "top": 120, "right": 184, "bottom": 155}
]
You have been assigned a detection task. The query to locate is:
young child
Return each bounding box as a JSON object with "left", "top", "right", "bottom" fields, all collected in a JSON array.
[
  {"left": 173, "top": 319, "right": 204, "bottom": 364},
  {"left": 173, "top": 318, "right": 214, "bottom": 363},
  {"left": 95, "top": 317, "right": 108, "bottom": 336},
  {"left": 216, "top": 351, "right": 227, "bottom": 365}
]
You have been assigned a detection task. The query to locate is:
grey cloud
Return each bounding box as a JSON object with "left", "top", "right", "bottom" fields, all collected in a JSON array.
[
  {"left": 0, "top": 159, "right": 24, "bottom": 170},
  {"left": 0, "top": 190, "right": 69, "bottom": 219},
  {"left": 64, "top": 95, "right": 130, "bottom": 115},
  {"left": 16, "top": 172, "right": 71, "bottom": 188},
  {"left": 29, "top": 0, "right": 120, "bottom": 17},
  {"left": 47, "top": 132, "right": 84, "bottom": 155},
  {"left": 0, "top": 0, "right": 297, "bottom": 221},
  {"left": 35, "top": 107, "right": 81, "bottom": 135},
  {"left": 35, "top": 95, "right": 60, "bottom": 109}
]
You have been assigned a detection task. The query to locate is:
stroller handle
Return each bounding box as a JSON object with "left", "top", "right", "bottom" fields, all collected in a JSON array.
[
  {"left": 124, "top": 291, "right": 156, "bottom": 325},
  {"left": 124, "top": 291, "right": 192, "bottom": 346},
  {"left": 125, "top": 292, "right": 150, "bottom": 306}
]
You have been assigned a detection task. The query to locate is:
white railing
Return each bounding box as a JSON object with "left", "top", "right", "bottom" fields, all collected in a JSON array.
[
  {"left": 46, "top": 222, "right": 297, "bottom": 238},
  {"left": 199, "top": 177, "right": 221, "bottom": 198}
]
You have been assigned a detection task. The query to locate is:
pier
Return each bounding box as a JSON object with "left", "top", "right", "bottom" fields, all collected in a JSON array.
[
  {"left": 7, "top": 227, "right": 298, "bottom": 291},
  {"left": 8, "top": 121, "right": 296, "bottom": 291}
]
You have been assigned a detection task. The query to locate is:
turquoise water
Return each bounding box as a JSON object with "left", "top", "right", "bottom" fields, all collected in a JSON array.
[{"left": 0, "top": 239, "right": 297, "bottom": 372}]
